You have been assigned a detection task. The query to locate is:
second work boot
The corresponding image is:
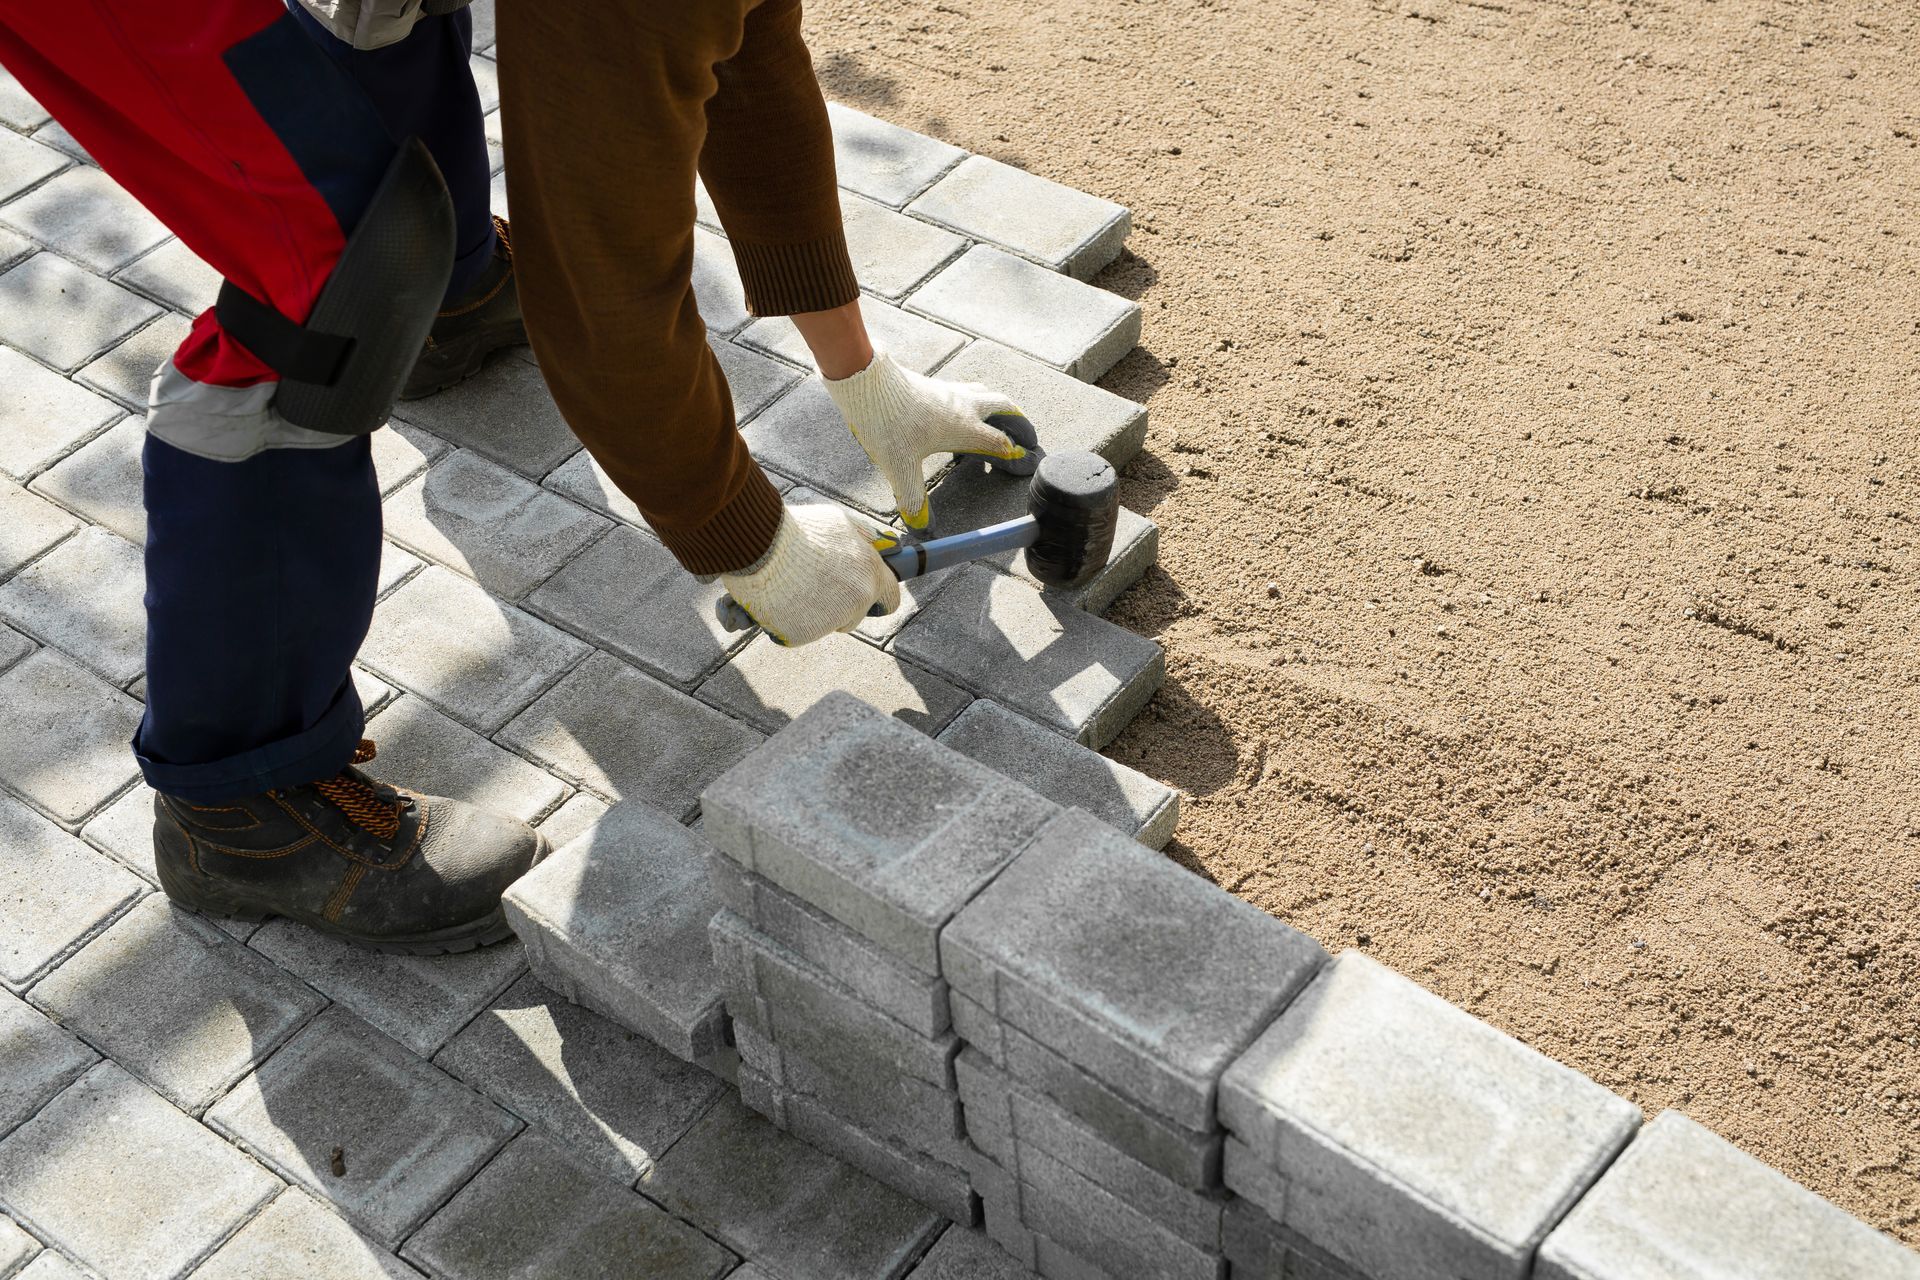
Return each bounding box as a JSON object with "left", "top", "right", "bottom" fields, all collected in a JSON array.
[
  {"left": 400, "top": 214, "right": 526, "bottom": 399},
  {"left": 152, "top": 740, "right": 547, "bottom": 954}
]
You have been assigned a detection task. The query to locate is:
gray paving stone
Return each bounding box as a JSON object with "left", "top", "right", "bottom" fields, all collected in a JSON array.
[
  {"left": 1018, "top": 1145, "right": 1221, "bottom": 1280},
  {"left": 532, "top": 790, "right": 607, "bottom": 851},
  {"left": 482, "top": 108, "right": 503, "bottom": 176},
  {"left": 27, "top": 122, "right": 88, "bottom": 167},
  {"left": 503, "top": 799, "right": 729, "bottom": 1065},
  {"left": 0, "top": 990, "right": 94, "bottom": 1140},
  {"left": 27, "top": 416, "right": 142, "bottom": 544},
  {"left": 207, "top": 1009, "right": 519, "bottom": 1247},
  {"left": 907, "top": 248, "right": 1139, "bottom": 382},
  {"left": 370, "top": 421, "right": 448, "bottom": 497},
  {"left": 712, "top": 911, "right": 958, "bottom": 1090},
  {"left": 914, "top": 331, "right": 1159, "bottom": 469},
  {"left": 1219, "top": 951, "right": 1641, "bottom": 1280},
  {"left": 893, "top": 565, "right": 1164, "bottom": 748},
  {"left": 526, "top": 524, "right": 744, "bottom": 690},
  {"left": 0, "top": 167, "right": 168, "bottom": 272},
  {"left": 76, "top": 311, "right": 188, "bottom": 408},
  {"left": 0, "top": 1213, "right": 38, "bottom": 1277},
  {"left": 741, "top": 377, "right": 941, "bottom": 516},
  {"left": 731, "top": 1019, "right": 963, "bottom": 1162},
  {"left": 909, "top": 1226, "right": 1036, "bottom": 1280},
  {"left": 467, "top": 51, "right": 498, "bottom": 112},
  {"left": 0, "top": 226, "right": 30, "bottom": 273},
  {"left": 1536, "top": 1110, "right": 1920, "bottom": 1280},
  {"left": 499, "top": 650, "right": 761, "bottom": 817},
  {"left": 391, "top": 355, "right": 578, "bottom": 481},
  {"left": 701, "top": 693, "right": 1056, "bottom": 975},
  {"left": 191, "top": 1188, "right": 421, "bottom": 1280},
  {"left": 0, "top": 1062, "right": 279, "bottom": 1280},
  {"left": 0, "top": 254, "right": 161, "bottom": 375},
  {"left": 936, "top": 700, "right": 1177, "bottom": 848},
  {"left": 383, "top": 449, "right": 608, "bottom": 600},
  {"left": 0, "top": 648, "right": 141, "bottom": 825},
  {"left": 944, "top": 808, "right": 1323, "bottom": 1132},
  {"left": 907, "top": 156, "right": 1130, "bottom": 281},
  {"left": 641, "top": 1093, "right": 944, "bottom": 1280},
  {"left": 375, "top": 540, "right": 423, "bottom": 600},
  {"left": 739, "top": 296, "right": 968, "bottom": 376},
  {"left": 1221, "top": 1201, "right": 1369, "bottom": 1280},
  {"left": 692, "top": 227, "right": 750, "bottom": 333},
  {"left": 488, "top": 168, "right": 507, "bottom": 220},
  {"left": 362, "top": 694, "right": 566, "bottom": 825},
  {"left": 113, "top": 237, "right": 220, "bottom": 316},
  {"left": 955, "top": 1051, "right": 1223, "bottom": 1247},
  {"left": 713, "top": 334, "right": 803, "bottom": 423},
  {"left": 1222, "top": 1134, "right": 1288, "bottom": 1221},
  {"left": 739, "top": 1067, "right": 976, "bottom": 1223},
  {"left": 360, "top": 565, "right": 589, "bottom": 734},
  {"left": 0, "top": 479, "right": 77, "bottom": 579},
  {"left": 926, "top": 463, "right": 1158, "bottom": 614},
  {"left": 0, "top": 129, "right": 65, "bottom": 205},
  {"left": 0, "top": 525, "right": 145, "bottom": 685},
  {"left": 0, "top": 67, "right": 49, "bottom": 132},
  {"left": 0, "top": 347, "right": 121, "bottom": 479},
  {"left": 827, "top": 103, "right": 966, "bottom": 208},
  {"left": 405, "top": 1129, "right": 734, "bottom": 1280},
  {"left": 0, "top": 624, "right": 28, "bottom": 675},
  {"left": 12, "top": 1252, "right": 81, "bottom": 1280},
  {"left": 435, "top": 973, "right": 723, "bottom": 1183},
  {"left": 842, "top": 192, "right": 967, "bottom": 301},
  {"left": 0, "top": 787, "right": 141, "bottom": 990},
  {"left": 698, "top": 632, "right": 970, "bottom": 737},
  {"left": 28, "top": 896, "right": 322, "bottom": 1113},
  {"left": 706, "top": 857, "right": 951, "bottom": 1038},
  {"left": 949, "top": 992, "right": 1221, "bottom": 1190},
  {"left": 542, "top": 442, "right": 791, "bottom": 531}
]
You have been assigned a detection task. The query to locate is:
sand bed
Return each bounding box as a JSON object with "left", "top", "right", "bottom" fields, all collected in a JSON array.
[{"left": 809, "top": 0, "right": 1920, "bottom": 1239}]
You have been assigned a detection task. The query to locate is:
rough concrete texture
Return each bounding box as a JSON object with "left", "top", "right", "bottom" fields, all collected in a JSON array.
[
  {"left": 840, "top": 190, "right": 968, "bottom": 300},
  {"left": 1017, "top": 1144, "right": 1221, "bottom": 1280},
  {"left": 0, "top": 648, "right": 141, "bottom": 826},
  {"left": 909, "top": 1224, "right": 1038, "bottom": 1280},
  {"left": 26, "top": 896, "right": 322, "bottom": 1113},
  {"left": 113, "top": 236, "right": 219, "bottom": 315},
  {"left": 435, "top": 973, "right": 723, "bottom": 1184},
  {"left": 950, "top": 988, "right": 1221, "bottom": 1190},
  {"left": 702, "top": 693, "right": 1056, "bottom": 975},
  {"left": 907, "top": 246, "right": 1140, "bottom": 381},
  {"left": 0, "top": 1063, "right": 278, "bottom": 1280},
  {"left": 190, "top": 1189, "right": 419, "bottom": 1280},
  {"left": 944, "top": 808, "right": 1325, "bottom": 1131},
  {"left": 0, "top": 989, "right": 94, "bottom": 1139},
  {"left": 1536, "top": 1111, "right": 1920, "bottom": 1280},
  {"left": 641, "top": 1094, "right": 945, "bottom": 1280},
  {"left": 27, "top": 416, "right": 142, "bottom": 545},
  {"left": 0, "top": 254, "right": 157, "bottom": 374},
  {"left": 0, "top": 788, "right": 141, "bottom": 990},
  {"left": 712, "top": 910, "right": 959, "bottom": 1090},
  {"left": 936, "top": 696, "right": 1178, "bottom": 848},
  {"left": 707, "top": 855, "right": 953, "bottom": 1038},
  {"left": 403, "top": 1131, "right": 736, "bottom": 1280},
  {"left": 1220, "top": 951, "right": 1642, "bottom": 1280},
  {"left": 1223, "top": 1134, "right": 1288, "bottom": 1221},
  {"left": 732, "top": 1019, "right": 964, "bottom": 1163},
  {"left": 0, "top": 1214, "right": 37, "bottom": 1277},
  {"left": 697, "top": 631, "right": 971, "bottom": 738},
  {"left": 893, "top": 565, "right": 1164, "bottom": 748},
  {"left": 0, "top": 349, "right": 120, "bottom": 482},
  {"left": 206, "top": 1009, "right": 519, "bottom": 1247},
  {"left": 77, "top": 312, "right": 190, "bottom": 409},
  {"left": 906, "top": 154, "right": 1130, "bottom": 280},
  {"left": 0, "top": 167, "right": 166, "bottom": 273},
  {"left": 0, "top": 525, "right": 144, "bottom": 686},
  {"left": 0, "top": 478, "right": 78, "bottom": 577},
  {"left": 824, "top": 102, "right": 965, "bottom": 208},
  {"left": 389, "top": 347, "right": 577, "bottom": 480},
  {"left": 505, "top": 800, "right": 728, "bottom": 1066},
  {"left": 739, "top": 296, "right": 966, "bottom": 375}
]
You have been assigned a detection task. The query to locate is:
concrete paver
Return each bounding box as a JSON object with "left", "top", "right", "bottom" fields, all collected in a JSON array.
[
  {"left": 826, "top": 103, "right": 965, "bottom": 208},
  {"left": 0, "top": 990, "right": 96, "bottom": 1140},
  {"left": 0, "top": 478, "right": 78, "bottom": 579},
  {"left": 697, "top": 631, "right": 970, "bottom": 736},
  {"left": 390, "top": 355, "right": 577, "bottom": 481},
  {"left": 739, "top": 296, "right": 967, "bottom": 376},
  {"left": 841, "top": 191, "right": 967, "bottom": 300},
  {"left": 907, "top": 155, "right": 1129, "bottom": 280},
  {"left": 207, "top": 1009, "right": 519, "bottom": 1247},
  {"left": 0, "top": 1062, "right": 279, "bottom": 1280},
  {"left": 0, "top": 254, "right": 159, "bottom": 374},
  {"left": 190, "top": 1188, "right": 423, "bottom": 1280},
  {"left": 112, "top": 236, "right": 219, "bottom": 315},
  {"left": 0, "top": 788, "right": 142, "bottom": 990},
  {"left": 0, "top": 128, "right": 64, "bottom": 204},
  {"left": 0, "top": 167, "right": 167, "bottom": 273},
  {"left": 907, "top": 247, "right": 1139, "bottom": 382},
  {"left": 75, "top": 312, "right": 189, "bottom": 409},
  {"left": 361, "top": 693, "right": 568, "bottom": 825},
  {"left": 27, "top": 895, "right": 323, "bottom": 1113},
  {"left": 27, "top": 416, "right": 143, "bottom": 545},
  {"left": 0, "top": 525, "right": 145, "bottom": 686},
  {"left": 0, "top": 1213, "right": 38, "bottom": 1276},
  {"left": 0, "top": 346, "right": 121, "bottom": 479}
]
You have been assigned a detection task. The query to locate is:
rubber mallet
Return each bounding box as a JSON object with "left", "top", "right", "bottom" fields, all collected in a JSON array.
[{"left": 715, "top": 448, "right": 1119, "bottom": 633}]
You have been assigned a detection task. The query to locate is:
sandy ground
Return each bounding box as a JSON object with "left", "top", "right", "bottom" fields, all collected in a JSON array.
[{"left": 807, "top": 0, "right": 1920, "bottom": 1240}]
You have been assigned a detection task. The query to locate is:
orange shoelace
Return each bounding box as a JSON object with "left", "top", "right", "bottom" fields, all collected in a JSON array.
[
  {"left": 492, "top": 214, "right": 512, "bottom": 261},
  {"left": 313, "top": 740, "right": 405, "bottom": 840}
]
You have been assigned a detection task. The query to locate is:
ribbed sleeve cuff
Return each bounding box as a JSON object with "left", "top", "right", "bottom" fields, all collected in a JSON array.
[
  {"left": 730, "top": 232, "right": 861, "bottom": 317},
  {"left": 652, "top": 463, "right": 786, "bottom": 576}
]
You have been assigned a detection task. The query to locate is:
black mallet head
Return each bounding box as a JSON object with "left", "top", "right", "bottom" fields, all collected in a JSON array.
[{"left": 1024, "top": 450, "right": 1119, "bottom": 591}]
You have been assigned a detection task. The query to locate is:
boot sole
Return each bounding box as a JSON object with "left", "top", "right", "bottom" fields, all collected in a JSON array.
[
  {"left": 398, "top": 320, "right": 528, "bottom": 401},
  {"left": 161, "top": 832, "right": 552, "bottom": 957}
]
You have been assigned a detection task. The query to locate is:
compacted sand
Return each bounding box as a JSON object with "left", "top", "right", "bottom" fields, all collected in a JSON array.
[{"left": 808, "top": 0, "right": 1920, "bottom": 1239}]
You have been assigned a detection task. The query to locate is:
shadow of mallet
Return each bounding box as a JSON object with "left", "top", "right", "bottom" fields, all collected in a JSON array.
[{"left": 716, "top": 447, "right": 1120, "bottom": 635}]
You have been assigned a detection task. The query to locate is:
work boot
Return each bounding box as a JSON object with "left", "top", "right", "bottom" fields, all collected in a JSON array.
[
  {"left": 152, "top": 740, "right": 548, "bottom": 954},
  {"left": 400, "top": 214, "right": 526, "bottom": 400}
]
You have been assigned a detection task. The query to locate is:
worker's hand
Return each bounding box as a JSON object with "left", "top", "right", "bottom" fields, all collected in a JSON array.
[
  {"left": 719, "top": 502, "right": 902, "bottom": 646},
  {"left": 824, "top": 350, "right": 1026, "bottom": 530}
]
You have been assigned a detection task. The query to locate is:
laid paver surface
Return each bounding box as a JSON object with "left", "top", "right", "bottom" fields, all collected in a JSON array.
[{"left": 0, "top": 73, "right": 1159, "bottom": 1278}]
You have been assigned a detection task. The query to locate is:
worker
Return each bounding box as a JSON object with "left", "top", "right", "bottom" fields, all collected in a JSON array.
[{"left": 0, "top": 0, "right": 1023, "bottom": 952}]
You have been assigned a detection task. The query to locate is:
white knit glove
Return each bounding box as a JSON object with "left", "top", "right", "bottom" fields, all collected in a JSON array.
[
  {"left": 719, "top": 503, "right": 902, "bottom": 647},
  {"left": 824, "top": 350, "right": 1027, "bottom": 529}
]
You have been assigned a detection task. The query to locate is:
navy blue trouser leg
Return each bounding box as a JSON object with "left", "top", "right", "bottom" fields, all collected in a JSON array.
[
  {"left": 288, "top": 2, "right": 497, "bottom": 300},
  {"left": 135, "top": 434, "right": 383, "bottom": 803}
]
